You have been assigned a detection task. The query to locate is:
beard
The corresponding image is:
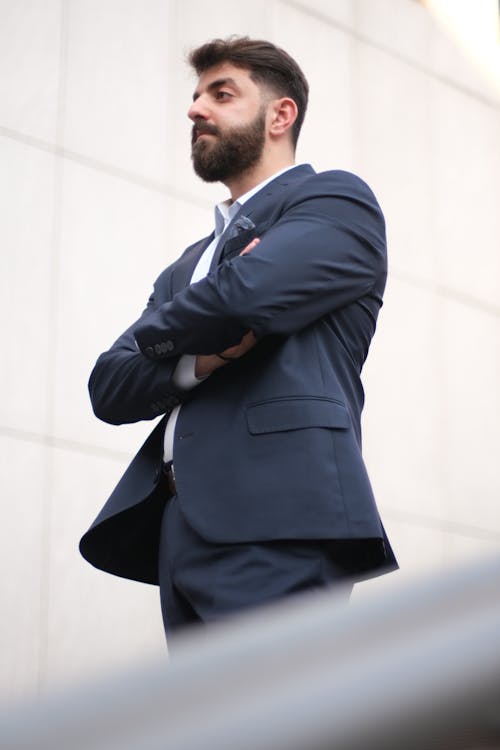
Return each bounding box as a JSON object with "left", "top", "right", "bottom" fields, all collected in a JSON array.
[{"left": 191, "top": 107, "right": 266, "bottom": 183}]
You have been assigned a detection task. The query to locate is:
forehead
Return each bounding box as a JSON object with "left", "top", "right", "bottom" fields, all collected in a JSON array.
[{"left": 193, "top": 62, "right": 258, "bottom": 96}]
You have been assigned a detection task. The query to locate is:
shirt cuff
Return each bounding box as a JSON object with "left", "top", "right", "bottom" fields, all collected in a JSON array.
[{"left": 172, "top": 354, "right": 207, "bottom": 389}]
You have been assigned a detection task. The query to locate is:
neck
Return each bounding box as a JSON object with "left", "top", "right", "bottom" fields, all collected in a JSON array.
[{"left": 225, "top": 152, "right": 295, "bottom": 202}]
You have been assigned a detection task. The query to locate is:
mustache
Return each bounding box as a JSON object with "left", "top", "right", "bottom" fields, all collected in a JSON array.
[{"left": 191, "top": 122, "right": 219, "bottom": 144}]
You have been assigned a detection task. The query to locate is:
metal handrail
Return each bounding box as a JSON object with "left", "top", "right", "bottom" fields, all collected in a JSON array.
[{"left": 3, "top": 555, "right": 500, "bottom": 750}]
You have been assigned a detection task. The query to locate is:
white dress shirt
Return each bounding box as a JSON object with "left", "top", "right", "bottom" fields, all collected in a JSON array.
[{"left": 163, "top": 165, "right": 299, "bottom": 463}]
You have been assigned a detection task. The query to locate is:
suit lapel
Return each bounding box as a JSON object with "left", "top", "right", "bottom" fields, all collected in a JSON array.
[
  {"left": 218, "top": 221, "right": 272, "bottom": 262},
  {"left": 213, "top": 164, "right": 315, "bottom": 265},
  {"left": 170, "top": 234, "right": 213, "bottom": 295},
  {"left": 172, "top": 165, "right": 315, "bottom": 281}
]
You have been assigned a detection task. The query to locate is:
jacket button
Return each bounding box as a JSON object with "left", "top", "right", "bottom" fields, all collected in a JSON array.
[{"left": 153, "top": 341, "right": 174, "bottom": 356}]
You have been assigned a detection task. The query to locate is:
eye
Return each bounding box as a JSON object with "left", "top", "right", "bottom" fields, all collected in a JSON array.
[{"left": 215, "top": 90, "right": 232, "bottom": 101}]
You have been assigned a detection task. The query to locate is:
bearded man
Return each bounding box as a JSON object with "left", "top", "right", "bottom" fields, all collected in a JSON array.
[{"left": 80, "top": 37, "right": 397, "bottom": 639}]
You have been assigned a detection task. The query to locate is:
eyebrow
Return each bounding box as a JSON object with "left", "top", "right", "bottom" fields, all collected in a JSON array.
[{"left": 192, "top": 77, "right": 241, "bottom": 101}]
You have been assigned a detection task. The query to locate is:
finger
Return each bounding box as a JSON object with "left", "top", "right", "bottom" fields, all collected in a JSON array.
[
  {"left": 239, "top": 237, "right": 260, "bottom": 255},
  {"left": 219, "top": 331, "right": 256, "bottom": 359}
]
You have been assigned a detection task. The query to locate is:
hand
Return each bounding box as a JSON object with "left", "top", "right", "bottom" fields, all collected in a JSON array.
[
  {"left": 194, "top": 331, "right": 257, "bottom": 378},
  {"left": 194, "top": 353, "right": 225, "bottom": 379},
  {"left": 194, "top": 237, "right": 260, "bottom": 378},
  {"left": 218, "top": 330, "right": 257, "bottom": 360},
  {"left": 240, "top": 237, "right": 260, "bottom": 256}
]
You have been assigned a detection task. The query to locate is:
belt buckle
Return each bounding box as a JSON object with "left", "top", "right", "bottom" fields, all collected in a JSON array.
[
  {"left": 162, "top": 460, "right": 174, "bottom": 476},
  {"left": 163, "top": 461, "right": 176, "bottom": 496}
]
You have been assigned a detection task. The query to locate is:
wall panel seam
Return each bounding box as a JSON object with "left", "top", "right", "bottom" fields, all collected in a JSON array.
[
  {"left": 390, "top": 269, "right": 500, "bottom": 318},
  {"left": 282, "top": 0, "right": 500, "bottom": 112},
  {"left": 0, "top": 127, "right": 212, "bottom": 209},
  {"left": 0, "top": 425, "right": 132, "bottom": 462},
  {"left": 383, "top": 507, "right": 500, "bottom": 542}
]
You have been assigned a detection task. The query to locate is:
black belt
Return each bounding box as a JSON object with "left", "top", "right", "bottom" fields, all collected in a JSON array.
[{"left": 162, "top": 461, "right": 177, "bottom": 497}]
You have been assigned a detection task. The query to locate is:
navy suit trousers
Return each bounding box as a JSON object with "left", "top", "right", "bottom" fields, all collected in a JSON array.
[{"left": 158, "top": 476, "right": 355, "bottom": 637}]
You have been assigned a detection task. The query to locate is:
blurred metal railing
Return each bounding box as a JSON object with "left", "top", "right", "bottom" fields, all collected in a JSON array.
[{"left": 2, "top": 555, "right": 500, "bottom": 750}]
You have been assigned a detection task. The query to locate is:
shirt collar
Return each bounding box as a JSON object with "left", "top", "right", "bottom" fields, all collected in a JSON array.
[{"left": 214, "top": 164, "right": 303, "bottom": 237}]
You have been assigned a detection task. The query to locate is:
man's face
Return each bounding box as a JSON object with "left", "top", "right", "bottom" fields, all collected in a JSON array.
[{"left": 188, "top": 63, "right": 268, "bottom": 183}]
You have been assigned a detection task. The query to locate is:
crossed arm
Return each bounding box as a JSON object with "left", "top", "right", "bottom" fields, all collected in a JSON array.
[
  {"left": 89, "top": 173, "right": 386, "bottom": 425},
  {"left": 88, "top": 240, "right": 260, "bottom": 425},
  {"left": 194, "top": 238, "right": 259, "bottom": 378},
  {"left": 133, "top": 179, "right": 386, "bottom": 361}
]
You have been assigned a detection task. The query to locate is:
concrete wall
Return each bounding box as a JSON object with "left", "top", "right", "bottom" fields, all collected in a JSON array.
[{"left": 1, "top": 0, "right": 499, "bottom": 700}]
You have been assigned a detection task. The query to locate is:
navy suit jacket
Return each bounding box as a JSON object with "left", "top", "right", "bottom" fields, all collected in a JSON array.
[{"left": 80, "top": 165, "right": 397, "bottom": 584}]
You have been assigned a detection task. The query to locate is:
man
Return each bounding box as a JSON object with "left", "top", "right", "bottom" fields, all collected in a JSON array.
[{"left": 80, "top": 37, "right": 397, "bottom": 638}]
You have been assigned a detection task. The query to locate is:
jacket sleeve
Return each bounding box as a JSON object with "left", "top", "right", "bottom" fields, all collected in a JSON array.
[
  {"left": 88, "top": 294, "right": 187, "bottom": 426},
  {"left": 133, "top": 171, "right": 387, "bottom": 360}
]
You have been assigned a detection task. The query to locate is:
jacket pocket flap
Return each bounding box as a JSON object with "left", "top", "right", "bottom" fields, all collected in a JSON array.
[{"left": 247, "top": 397, "right": 349, "bottom": 434}]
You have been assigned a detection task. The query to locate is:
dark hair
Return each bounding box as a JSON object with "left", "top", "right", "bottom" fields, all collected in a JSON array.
[{"left": 188, "top": 36, "right": 309, "bottom": 148}]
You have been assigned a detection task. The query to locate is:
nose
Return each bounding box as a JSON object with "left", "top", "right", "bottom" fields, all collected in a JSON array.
[{"left": 187, "top": 96, "right": 209, "bottom": 122}]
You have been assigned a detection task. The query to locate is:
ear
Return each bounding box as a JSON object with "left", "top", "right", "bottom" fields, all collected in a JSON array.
[{"left": 268, "top": 97, "right": 298, "bottom": 139}]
